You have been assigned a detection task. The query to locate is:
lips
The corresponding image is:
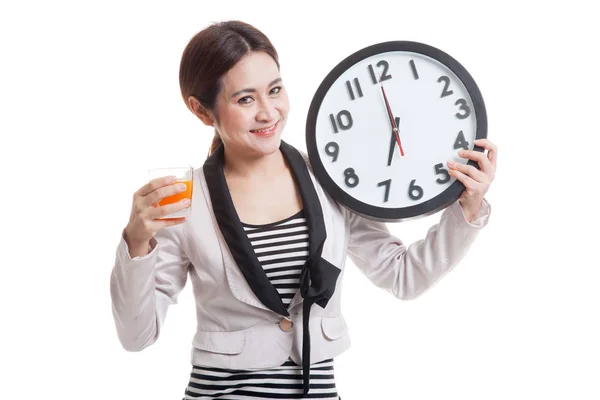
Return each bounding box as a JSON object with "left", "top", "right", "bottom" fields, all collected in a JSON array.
[{"left": 250, "top": 121, "right": 278, "bottom": 137}]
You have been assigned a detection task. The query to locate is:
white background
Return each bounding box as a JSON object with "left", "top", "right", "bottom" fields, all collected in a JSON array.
[{"left": 1, "top": 1, "right": 599, "bottom": 399}]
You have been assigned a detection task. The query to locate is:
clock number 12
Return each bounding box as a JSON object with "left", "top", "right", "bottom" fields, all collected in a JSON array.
[{"left": 368, "top": 60, "right": 392, "bottom": 84}]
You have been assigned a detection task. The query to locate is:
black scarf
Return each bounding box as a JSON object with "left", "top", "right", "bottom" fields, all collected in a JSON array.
[{"left": 203, "top": 140, "right": 341, "bottom": 395}]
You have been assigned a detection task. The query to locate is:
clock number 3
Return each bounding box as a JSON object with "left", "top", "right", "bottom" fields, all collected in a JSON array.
[{"left": 455, "top": 99, "right": 471, "bottom": 119}]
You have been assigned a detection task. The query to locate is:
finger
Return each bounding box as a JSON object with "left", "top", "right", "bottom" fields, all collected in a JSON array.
[
  {"left": 157, "top": 217, "right": 187, "bottom": 227},
  {"left": 141, "top": 217, "right": 187, "bottom": 234},
  {"left": 447, "top": 160, "right": 487, "bottom": 183},
  {"left": 148, "top": 197, "right": 191, "bottom": 220},
  {"left": 473, "top": 138, "right": 497, "bottom": 167},
  {"left": 136, "top": 175, "right": 178, "bottom": 198},
  {"left": 448, "top": 167, "right": 478, "bottom": 190},
  {"left": 457, "top": 149, "right": 493, "bottom": 175},
  {"left": 144, "top": 182, "right": 189, "bottom": 208}
]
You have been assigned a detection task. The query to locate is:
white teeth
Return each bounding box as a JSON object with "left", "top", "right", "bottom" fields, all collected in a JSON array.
[{"left": 251, "top": 123, "right": 276, "bottom": 133}]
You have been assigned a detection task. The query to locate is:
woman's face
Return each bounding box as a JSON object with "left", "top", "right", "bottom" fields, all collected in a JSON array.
[{"left": 213, "top": 51, "right": 290, "bottom": 158}]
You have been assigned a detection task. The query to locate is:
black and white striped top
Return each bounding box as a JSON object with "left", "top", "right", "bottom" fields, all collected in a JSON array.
[{"left": 183, "top": 210, "right": 340, "bottom": 399}]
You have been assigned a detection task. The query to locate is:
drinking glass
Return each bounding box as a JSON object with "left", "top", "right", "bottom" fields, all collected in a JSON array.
[{"left": 147, "top": 166, "right": 193, "bottom": 220}]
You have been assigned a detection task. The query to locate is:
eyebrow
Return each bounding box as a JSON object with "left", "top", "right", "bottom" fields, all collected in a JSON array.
[{"left": 230, "top": 78, "right": 282, "bottom": 99}]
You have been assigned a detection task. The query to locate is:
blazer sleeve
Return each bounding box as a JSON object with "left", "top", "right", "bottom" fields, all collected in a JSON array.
[
  {"left": 345, "top": 198, "right": 491, "bottom": 300},
  {"left": 109, "top": 224, "right": 190, "bottom": 351}
]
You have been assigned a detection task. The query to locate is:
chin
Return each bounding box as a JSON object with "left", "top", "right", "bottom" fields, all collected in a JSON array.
[{"left": 255, "top": 135, "right": 282, "bottom": 156}]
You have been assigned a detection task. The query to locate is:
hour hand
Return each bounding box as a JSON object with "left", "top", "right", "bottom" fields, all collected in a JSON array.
[{"left": 388, "top": 117, "right": 400, "bottom": 166}]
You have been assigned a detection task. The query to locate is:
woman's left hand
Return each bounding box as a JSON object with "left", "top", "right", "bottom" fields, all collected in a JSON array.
[{"left": 446, "top": 138, "right": 497, "bottom": 223}]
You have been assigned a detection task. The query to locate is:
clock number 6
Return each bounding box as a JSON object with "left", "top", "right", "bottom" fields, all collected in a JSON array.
[
  {"left": 408, "top": 179, "right": 424, "bottom": 201},
  {"left": 344, "top": 168, "right": 359, "bottom": 188}
]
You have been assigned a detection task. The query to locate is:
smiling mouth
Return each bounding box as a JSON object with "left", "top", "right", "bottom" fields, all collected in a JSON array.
[{"left": 250, "top": 121, "right": 278, "bottom": 135}]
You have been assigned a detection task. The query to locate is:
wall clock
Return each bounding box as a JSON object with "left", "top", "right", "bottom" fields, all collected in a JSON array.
[{"left": 306, "top": 41, "right": 487, "bottom": 221}]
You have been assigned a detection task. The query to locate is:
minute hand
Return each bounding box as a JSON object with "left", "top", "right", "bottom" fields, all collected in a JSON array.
[{"left": 380, "top": 84, "right": 405, "bottom": 160}]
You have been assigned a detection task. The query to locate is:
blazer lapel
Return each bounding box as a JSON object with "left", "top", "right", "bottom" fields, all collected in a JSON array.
[
  {"left": 279, "top": 141, "right": 341, "bottom": 306},
  {"left": 203, "top": 145, "right": 288, "bottom": 316}
]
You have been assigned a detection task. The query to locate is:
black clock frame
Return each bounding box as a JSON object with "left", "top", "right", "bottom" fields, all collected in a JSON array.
[{"left": 305, "top": 41, "right": 488, "bottom": 222}]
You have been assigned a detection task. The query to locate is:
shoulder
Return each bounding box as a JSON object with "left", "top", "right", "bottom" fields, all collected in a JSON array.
[
  {"left": 298, "top": 149, "right": 313, "bottom": 172},
  {"left": 289, "top": 143, "right": 350, "bottom": 220}
]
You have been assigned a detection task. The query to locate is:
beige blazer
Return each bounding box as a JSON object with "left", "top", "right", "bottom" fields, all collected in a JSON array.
[{"left": 110, "top": 141, "right": 491, "bottom": 393}]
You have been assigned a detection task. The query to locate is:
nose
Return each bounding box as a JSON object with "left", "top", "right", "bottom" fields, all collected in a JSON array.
[{"left": 256, "top": 98, "right": 278, "bottom": 122}]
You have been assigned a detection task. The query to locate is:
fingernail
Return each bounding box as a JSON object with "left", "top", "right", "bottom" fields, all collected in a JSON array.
[
  {"left": 182, "top": 199, "right": 190, "bottom": 206},
  {"left": 177, "top": 183, "right": 187, "bottom": 191},
  {"left": 447, "top": 160, "right": 455, "bottom": 167}
]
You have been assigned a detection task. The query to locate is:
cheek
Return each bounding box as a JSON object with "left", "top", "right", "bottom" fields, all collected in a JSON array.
[
  {"left": 276, "top": 93, "right": 290, "bottom": 114},
  {"left": 218, "top": 106, "right": 252, "bottom": 132}
]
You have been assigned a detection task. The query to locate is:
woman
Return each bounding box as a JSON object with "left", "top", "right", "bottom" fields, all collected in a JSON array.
[{"left": 110, "top": 20, "right": 496, "bottom": 399}]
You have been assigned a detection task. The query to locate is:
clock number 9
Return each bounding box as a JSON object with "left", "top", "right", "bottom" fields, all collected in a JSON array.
[
  {"left": 455, "top": 99, "right": 471, "bottom": 119},
  {"left": 325, "top": 142, "right": 339, "bottom": 162},
  {"left": 344, "top": 168, "right": 359, "bottom": 188},
  {"left": 408, "top": 179, "right": 424, "bottom": 201},
  {"left": 329, "top": 110, "right": 353, "bottom": 133}
]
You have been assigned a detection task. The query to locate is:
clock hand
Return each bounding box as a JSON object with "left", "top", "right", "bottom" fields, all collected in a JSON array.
[
  {"left": 387, "top": 117, "right": 400, "bottom": 166},
  {"left": 379, "top": 79, "right": 405, "bottom": 159}
]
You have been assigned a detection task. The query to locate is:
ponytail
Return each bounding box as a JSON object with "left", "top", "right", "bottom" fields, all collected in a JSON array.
[{"left": 208, "top": 130, "right": 223, "bottom": 158}]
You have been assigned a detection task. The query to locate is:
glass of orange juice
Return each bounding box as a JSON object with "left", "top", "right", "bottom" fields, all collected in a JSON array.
[{"left": 148, "top": 166, "right": 193, "bottom": 220}]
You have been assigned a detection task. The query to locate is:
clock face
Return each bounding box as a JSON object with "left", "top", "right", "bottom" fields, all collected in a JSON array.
[{"left": 306, "top": 41, "right": 487, "bottom": 221}]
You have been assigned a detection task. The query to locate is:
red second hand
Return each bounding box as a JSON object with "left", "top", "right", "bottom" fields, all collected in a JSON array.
[{"left": 379, "top": 77, "right": 405, "bottom": 156}]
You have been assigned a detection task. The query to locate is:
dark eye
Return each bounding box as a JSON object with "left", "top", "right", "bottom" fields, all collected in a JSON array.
[
  {"left": 238, "top": 96, "right": 253, "bottom": 105},
  {"left": 270, "top": 86, "right": 282, "bottom": 95}
]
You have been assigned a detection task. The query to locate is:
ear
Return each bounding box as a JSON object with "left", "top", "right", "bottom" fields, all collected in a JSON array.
[{"left": 188, "top": 96, "right": 215, "bottom": 127}]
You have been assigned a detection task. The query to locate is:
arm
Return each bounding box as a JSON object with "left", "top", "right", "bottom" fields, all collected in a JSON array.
[
  {"left": 109, "top": 225, "right": 190, "bottom": 351},
  {"left": 345, "top": 198, "right": 491, "bottom": 300}
]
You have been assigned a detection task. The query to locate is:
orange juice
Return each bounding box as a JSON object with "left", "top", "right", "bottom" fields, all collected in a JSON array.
[
  {"left": 148, "top": 166, "right": 193, "bottom": 220},
  {"left": 159, "top": 179, "right": 193, "bottom": 206},
  {"left": 152, "top": 180, "right": 193, "bottom": 219}
]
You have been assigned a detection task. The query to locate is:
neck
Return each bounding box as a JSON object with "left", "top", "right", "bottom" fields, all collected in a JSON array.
[{"left": 223, "top": 145, "right": 287, "bottom": 181}]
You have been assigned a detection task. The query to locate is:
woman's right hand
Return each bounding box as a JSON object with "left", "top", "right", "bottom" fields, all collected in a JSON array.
[{"left": 123, "top": 175, "right": 190, "bottom": 256}]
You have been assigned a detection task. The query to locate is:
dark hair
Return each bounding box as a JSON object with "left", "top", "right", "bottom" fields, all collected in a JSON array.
[{"left": 179, "top": 21, "right": 280, "bottom": 157}]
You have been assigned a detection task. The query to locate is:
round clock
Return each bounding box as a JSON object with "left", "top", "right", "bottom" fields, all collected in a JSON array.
[{"left": 305, "top": 41, "right": 487, "bottom": 222}]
